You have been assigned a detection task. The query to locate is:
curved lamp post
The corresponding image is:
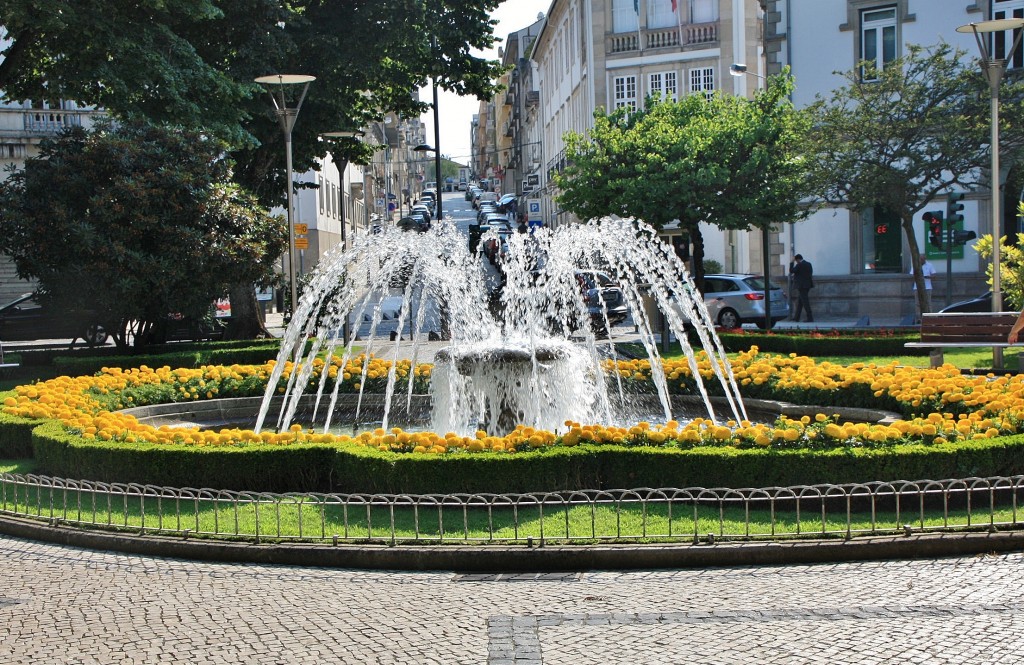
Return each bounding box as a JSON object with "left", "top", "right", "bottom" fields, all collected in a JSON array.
[
  {"left": 955, "top": 18, "right": 1024, "bottom": 314},
  {"left": 956, "top": 18, "right": 1024, "bottom": 368},
  {"left": 730, "top": 62, "right": 774, "bottom": 331},
  {"left": 255, "top": 74, "right": 315, "bottom": 317}
]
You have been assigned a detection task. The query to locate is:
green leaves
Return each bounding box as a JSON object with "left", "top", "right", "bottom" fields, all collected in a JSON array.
[
  {"left": 0, "top": 121, "right": 287, "bottom": 350},
  {"left": 557, "top": 72, "right": 813, "bottom": 235}
]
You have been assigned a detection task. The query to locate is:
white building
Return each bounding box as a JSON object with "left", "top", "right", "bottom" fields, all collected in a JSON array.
[
  {"left": 764, "top": 0, "right": 1012, "bottom": 318},
  {"left": 529, "top": 0, "right": 765, "bottom": 256}
]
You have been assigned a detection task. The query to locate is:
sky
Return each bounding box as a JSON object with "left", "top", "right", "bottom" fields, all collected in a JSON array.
[{"left": 419, "top": 0, "right": 551, "bottom": 166}]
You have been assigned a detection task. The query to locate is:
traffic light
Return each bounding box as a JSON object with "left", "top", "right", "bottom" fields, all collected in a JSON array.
[
  {"left": 924, "top": 211, "right": 944, "bottom": 249},
  {"left": 945, "top": 192, "right": 965, "bottom": 225},
  {"left": 953, "top": 230, "right": 977, "bottom": 246}
]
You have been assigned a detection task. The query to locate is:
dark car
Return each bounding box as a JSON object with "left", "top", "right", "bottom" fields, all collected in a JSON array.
[
  {"left": 938, "top": 291, "right": 1007, "bottom": 313},
  {"left": 0, "top": 293, "right": 107, "bottom": 345}
]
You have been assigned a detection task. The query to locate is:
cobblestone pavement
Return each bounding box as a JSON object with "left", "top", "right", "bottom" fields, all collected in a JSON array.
[{"left": 1, "top": 535, "right": 1023, "bottom": 664}]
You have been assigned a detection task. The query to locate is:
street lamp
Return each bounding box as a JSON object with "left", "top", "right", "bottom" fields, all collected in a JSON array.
[
  {"left": 413, "top": 142, "right": 442, "bottom": 221},
  {"left": 730, "top": 62, "right": 774, "bottom": 331},
  {"left": 255, "top": 73, "right": 315, "bottom": 318},
  {"left": 957, "top": 18, "right": 1024, "bottom": 367}
]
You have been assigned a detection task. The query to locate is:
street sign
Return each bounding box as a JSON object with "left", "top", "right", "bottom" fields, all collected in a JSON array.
[
  {"left": 528, "top": 201, "right": 541, "bottom": 215},
  {"left": 375, "top": 198, "right": 386, "bottom": 208},
  {"left": 294, "top": 238, "right": 309, "bottom": 250},
  {"left": 294, "top": 223, "right": 308, "bottom": 234},
  {"left": 527, "top": 174, "right": 540, "bottom": 187}
]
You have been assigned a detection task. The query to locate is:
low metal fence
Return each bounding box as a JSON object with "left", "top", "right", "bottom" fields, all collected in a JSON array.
[{"left": 1, "top": 473, "right": 1022, "bottom": 545}]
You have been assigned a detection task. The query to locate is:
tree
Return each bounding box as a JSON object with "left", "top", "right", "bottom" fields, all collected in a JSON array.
[
  {"left": 555, "top": 73, "right": 812, "bottom": 287},
  {"left": 1, "top": 0, "right": 507, "bottom": 338},
  {"left": 0, "top": 122, "right": 286, "bottom": 350},
  {"left": 806, "top": 42, "right": 1024, "bottom": 315}
]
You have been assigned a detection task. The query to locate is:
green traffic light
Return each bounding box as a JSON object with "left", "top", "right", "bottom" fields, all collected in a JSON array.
[{"left": 945, "top": 192, "right": 966, "bottom": 226}]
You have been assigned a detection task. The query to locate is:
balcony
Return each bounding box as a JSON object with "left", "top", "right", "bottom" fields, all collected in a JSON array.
[
  {"left": 526, "top": 90, "right": 540, "bottom": 108},
  {"left": 24, "top": 111, "right": 83, "bottom": 134},
  {"left": 608, "top": 20, "right": 719, "bottom": 54}
]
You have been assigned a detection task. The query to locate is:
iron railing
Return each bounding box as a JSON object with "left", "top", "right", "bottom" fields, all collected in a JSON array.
[{"left": 1, "top": 473, "right": 1022, "bottom": 545}]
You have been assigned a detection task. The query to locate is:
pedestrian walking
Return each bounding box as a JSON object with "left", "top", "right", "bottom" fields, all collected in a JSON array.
[{"left": 789, "top": 254, "right": 814, "bottom": 322}]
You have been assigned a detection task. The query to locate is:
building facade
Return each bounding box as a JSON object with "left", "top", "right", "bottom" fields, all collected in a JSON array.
[
  {"left": 765, "top": 0, "right": 1012, "bottom": 318},
  {"left": 528, "top": 0, "right": 764, "bottom": 244}
]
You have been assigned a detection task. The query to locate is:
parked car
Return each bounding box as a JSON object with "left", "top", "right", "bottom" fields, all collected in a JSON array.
[
  {"left": 576, "top": 271, "right": 629, "bottom": 333},
  {"left": 477, "top": 203, "right": 499, "bottom": 223},
  {"left": 398, "top": 215, "right": 429, "bottom": 232},
  {"left": 411, "top": 204, "right": 432, "bottom": 222},
  {"left": 466, "top": 186, "right": 481, "bottom": 202},
  {"left": 703, "top": 274, "right": 790, "bottom": 329},
  {"left": 483, "top": 213, "right": 511, "bottom": 229},
  {"left": 938, "top": 291, "right": 1008, "bottom": 313},
  {"left": 0, "top": 293, "right": 108, "bottom": 346},
  {"left": 497, "top": 193, "right": 517, "bottom": 214}
]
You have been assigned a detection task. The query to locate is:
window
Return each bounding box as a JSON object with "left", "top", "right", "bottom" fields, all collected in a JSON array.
[
  {"left": 862, "top": 206, "right": 901, "bottom": 273},
  {"left": 690, "top": 0, "right": 717, "bottom": 23},
  {"left": 995, "top": 0, "right": 1024, "bottom": 69},
  {"left": 613, "top": 75, "right": 638, "bottom": 111},
  {"left": 318, "top": 176, "right": 325, "bottom": 213},
  {"left": 860, "top": 7, "right": 897, "bottom": 80},
  {"left": 648, "top": 71, "right": 678, "bottom": 102},
  {"left": 647, "top": 0, "right": 676, "bottom": 29},
  {"left": 689, "top": 67, "right": 714, "bottom": 100},
  {"left": 612, "top": 0, "right": 639, "bottom": 34}
]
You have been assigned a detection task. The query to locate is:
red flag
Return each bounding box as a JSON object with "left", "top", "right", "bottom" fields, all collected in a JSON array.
[{"left": 671, "top": 0, "right": 678, "bottom": 11}]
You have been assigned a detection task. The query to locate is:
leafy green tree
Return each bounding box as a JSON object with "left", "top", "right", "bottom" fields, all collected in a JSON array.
[
  {"left": 555, "top": 73, "right": 812, "bottom": 286},
  {"left": 806, "top": 42, "right": 1024, "bottom": 315},
  {"left": 0, "top": 122, "right": 286, "bottom": 350},
  {"left": 1, "top": 0, "right": 506, "bottom": 337}
]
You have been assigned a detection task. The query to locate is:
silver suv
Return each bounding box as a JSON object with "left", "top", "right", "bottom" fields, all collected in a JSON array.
[{"left": 704, "top": 274, "right": 790, "bottom": 329}]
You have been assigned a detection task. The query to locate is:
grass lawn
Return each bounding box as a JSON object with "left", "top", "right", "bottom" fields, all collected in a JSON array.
[
  {"left": 622, "top": 340, "right": 1022, "bottom": 370},
  {"left": 0, "top": 482, "right": 1017, "bottom": 544}
]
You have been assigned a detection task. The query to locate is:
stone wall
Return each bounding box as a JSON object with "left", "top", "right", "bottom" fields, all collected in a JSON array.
[{"left": 798, "top": 273, "right": 991, "bottom": 321}]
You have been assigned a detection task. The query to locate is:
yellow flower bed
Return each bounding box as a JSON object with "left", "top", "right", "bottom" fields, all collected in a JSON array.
[{"left": 3, "top": 348, "right": 1024, "bottom": 455}]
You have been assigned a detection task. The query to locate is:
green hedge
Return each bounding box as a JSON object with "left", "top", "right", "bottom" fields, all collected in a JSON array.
[
  {"left": 27, "top": 417, "right": 1024, "bottom": 493},
  {"left": 14, "top": 338, "right": 283, "bottom": 367},
  {"left": 51, "top": 344, "right": 286, "bottom": 375},
  {"left": 715, "top": 332, "right": 926, "bottom": 356},
  {"left": 31, "top": 421, "right": 336, "bottom": 492},
  {"left": 0, "top": 391, "right": 41, "bottom": 458}
]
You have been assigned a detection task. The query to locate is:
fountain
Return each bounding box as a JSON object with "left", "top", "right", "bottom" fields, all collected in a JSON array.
[{"left": 255, "top": 217, "right": 746, "bottom": 437}]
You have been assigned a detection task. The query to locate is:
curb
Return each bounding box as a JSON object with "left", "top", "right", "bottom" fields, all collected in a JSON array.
[{"left": 2, "top": 513, "right": 1022, "bottom": 571}]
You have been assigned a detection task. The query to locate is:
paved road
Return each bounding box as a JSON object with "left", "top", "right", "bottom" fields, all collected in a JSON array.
[{"left": 1, "top": 534, "right": 1022, "bottom": 664}]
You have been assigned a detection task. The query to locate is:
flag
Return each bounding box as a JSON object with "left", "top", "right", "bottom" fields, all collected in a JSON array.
[
  {"left": 671, "top": 0, "right": 677, "bottom": 11},
  {"left": 634, "top": 0, "right": 639, "bottom": 13}
]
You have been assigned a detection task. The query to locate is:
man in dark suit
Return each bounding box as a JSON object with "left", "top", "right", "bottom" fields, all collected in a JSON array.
[{"left": 790, "top": 254, "right": 814, "bottom": 322}]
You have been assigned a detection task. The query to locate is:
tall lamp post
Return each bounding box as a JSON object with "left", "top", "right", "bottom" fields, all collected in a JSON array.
[
  {"left": 956, "top": 18, "right": 1024, "bottom": 368},
  {"left": 255, "top": 74, "right": 315, "bottom": 317},
  {"left": 730, "top": 63, "right": 774, "bottom": 331}
]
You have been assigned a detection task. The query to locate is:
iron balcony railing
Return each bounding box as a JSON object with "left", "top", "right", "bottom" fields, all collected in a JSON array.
[{"left": 1, "top": 474, "right": 1022, "bottom": 546}]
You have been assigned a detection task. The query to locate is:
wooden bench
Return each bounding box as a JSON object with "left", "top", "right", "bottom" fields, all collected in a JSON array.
[
  {"left": 904, "top": 312, "right": 1022, "bottom": 369},
  {"left": 0, "top": 341, "right": 19, "bottom": 369}
]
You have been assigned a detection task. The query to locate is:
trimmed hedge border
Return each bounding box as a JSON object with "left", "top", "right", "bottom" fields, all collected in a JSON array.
[
  {"left": 20, "top": 407, "right": 1024, "bottom": 494},
  {"left": 716, "top": 331, "right": 926, "bottom": 356}
]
